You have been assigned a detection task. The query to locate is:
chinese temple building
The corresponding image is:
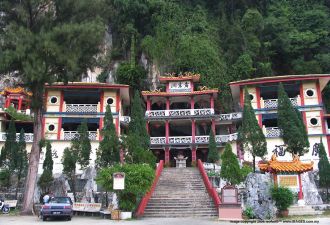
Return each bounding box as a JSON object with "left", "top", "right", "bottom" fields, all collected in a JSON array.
[
  {"left": 230, "top": 74, "right": 330, "bottom": 166},
  {"left": 142, "top": 73, "right": 241, "bottom": 166},
  {"left": 259, "top": 154, "right": 314, "bottom": 205}
]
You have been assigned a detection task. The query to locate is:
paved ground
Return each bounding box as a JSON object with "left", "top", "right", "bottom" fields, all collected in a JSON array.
[{"left": 0, "top": 216, "right": 329, "bottom": 225}]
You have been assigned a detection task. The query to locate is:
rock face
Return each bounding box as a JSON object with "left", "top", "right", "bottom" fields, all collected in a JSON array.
[
  {"left": 302, "top": 171, "right": 323, "bottom": 205},
  {"left": 244, "top": 173, "right": 276, "bottom": 219}
]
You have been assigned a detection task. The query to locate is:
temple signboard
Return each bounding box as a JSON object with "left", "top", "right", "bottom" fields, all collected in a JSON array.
[
  {"left": 221, "top": 185, "right": 238, "bottom": 204},
  {"left": 113, "top": 172, "right": 125, "bottom": 190}
]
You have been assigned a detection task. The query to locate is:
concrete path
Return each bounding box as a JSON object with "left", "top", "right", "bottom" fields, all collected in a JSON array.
[{"left": 0, "top": 215, "right": 328, "bottom": 225}]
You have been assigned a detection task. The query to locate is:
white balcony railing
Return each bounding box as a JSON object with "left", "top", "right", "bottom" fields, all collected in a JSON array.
[
  {"left": 63, "top": 131, "right": 97, "bottom": 140},
  {"left": 0, "top": 132, "right": 34, "bottom": 142},
  {"left": 264, "top": 127, "right": 282, "bottom": 138},
  {"left": 65, "top": 104, "right": 98, "bottom": 113},
  {"left": 145, "top": 108, "right": 215, "bottom": 118},
  {"left": 219, "top": 112, "right": 242, "bottom": 121},
  {"left": 120, "top": 116, "right": 131, "bottom": 123},
  {"left": 262, "top": 96, "right": 300, "bottom": 109},
  {"left": 150, "top": 133, "right": 238, "bottom": 145}
]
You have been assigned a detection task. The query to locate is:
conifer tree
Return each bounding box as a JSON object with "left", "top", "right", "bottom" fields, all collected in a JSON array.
[
  {"left": 15, "top": 129, "right": 28, "bottom": 198},
  {"left": 0, "top": 1, "right": 108, "bottom": 213},
  {"left": 278, "top": 83, "right": 309, "bottom": 155},
  {"left": 220, "top": 144, "right": 241, "bottom": 185},
  {"left": 96, "top": 105, "right": 120, "bottom": 168},
  {"left": 62, "top": 147, "right": 77, "bottom": 201},
  {"left": 238, "top": 88, "right": 267, "bottom": 172},
  {"left": 77, "top": 120, "right": 92, "bottom": 169},
  {"left": 0, "top": 120, "right": 18, "bottom": 171},
  {"left": 207, "top": 130, "right": 219, "bottom": 163},
  {"left": 38, "top": 142, "right": 54, "bottom": 193},
  {"left": 318, "top": 142, "right": 330, "bottom": 201}
]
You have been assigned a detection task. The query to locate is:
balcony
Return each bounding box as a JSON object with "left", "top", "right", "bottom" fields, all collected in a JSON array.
[
  {"left": 0, "top": 132, "right": 34, "bottom": 142},
  {"left": 218, "top": 112, "right": 242, "bottom": 120},
  {"left": 150, "top": 133, "right": 238, "bottom": 145},
  {"left": 120, "top": 116, "right": 131, "bottom": 124},
  {"left": 63, "top": 131, "right": 98, "bottom": 140},
  {"left": 64, "top": 103, "right": 100, "bottom": 113},
  {"left": 145, "top": 108, "right": 215, "bottom": 118},
  {"left": 263, "top": 127, "right": 282, "bottom": 138},
  {"left": 261, "top": 96, "right": 300, "bottom": 109}
]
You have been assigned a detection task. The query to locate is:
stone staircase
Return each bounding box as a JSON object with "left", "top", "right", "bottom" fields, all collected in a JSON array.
[
  {"left": 144, "top": 167, "right": 218, "bottom": 218},
  {"left": 288, "top": 205, "right": 323, "bottom": 216}
]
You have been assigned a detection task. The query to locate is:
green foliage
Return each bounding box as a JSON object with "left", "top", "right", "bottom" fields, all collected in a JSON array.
[
  {"left": 207, "top": 130, "right": 219, "bottom": 163},
  {"left": 243, "top": 206, "right": 255, "bottom": 219},
  {"left": 238, "top": 88, "right": 267, "bottom": 171},
  {"left": 38, "top": 141, "right": 53, "bottom": 192},
  {"left": 0, "top": 169, "right": 10, "bottom": 188},
  {"left": 240, "top": 164, "right": 253, "bottom": 181},
  {"left": 96, "top": 105, "right": 120, "bottom": 168},
  {"left": 16, "top": 129, "right": 28, "bottom": 183},
  {"left": 116, "top": 62, "right": 147, "bottom": 91},
  {"left": 271, "top": 186, "right": 294, "bottom": 211},
  {"left": 277, "top": 83, "right": 309, "bottom": 155},
  {"left": 220, "top": 144, "right": 241, "bottom": 185},
  {"left": 76, "top": 120, "right": 92, "bottom": 169},
  {"left": 4, "top": 106, "right": 33, "bottom": 121},
  {"left": 96, "top": 164, "right": 155, "bottom": 211},
  {"left": 0, "top": 120, "right": 18, "bottom": 171},
  {"left": 97, "top": 70, "right": 109, "bottom": 83},
  {"left": 318, "top": 142, "right": 330, "bottom": 189},
  {"left": 62, "top": 147, "right": 76, "bottom": 178}
]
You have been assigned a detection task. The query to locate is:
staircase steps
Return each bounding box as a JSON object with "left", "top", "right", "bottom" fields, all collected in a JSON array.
[
  {"left": 288, "top": 205, "right": 323, "bottom": 216},
  {"left": 144, "top": 167, "right": 218, "bottom": 218}
]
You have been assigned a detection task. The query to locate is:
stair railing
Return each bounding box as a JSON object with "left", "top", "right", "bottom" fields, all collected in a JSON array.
[
  {"left": 197, "top": 159, "right": 221, "bottom": 209},
  {"left": 135, "top": 160, "right": 164, "bottom": 217}
]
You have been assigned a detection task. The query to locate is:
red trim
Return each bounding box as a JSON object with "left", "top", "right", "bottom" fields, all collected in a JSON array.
[
  {"left": 210, "top": 95, "right": 214, "bottom": 109},
  {"left": 166, "top": 83, "right": 169, "bottom": 92},
  {"left": 298, "top": 173, "right": 303, "bottom": 200},
  {"left": 192, "top": 147, "right": 197, "bottom": 162},
  {"left": 258, "top": 114, "right": 262, "bottom": 128},
  {"left": 316, "top": 80, "right": 322, "bottom": 105},
  {"left": 166, "top": 98, "right": 170, "bottom": 110},
  {"left": 142, "top": 90, "right": 218, "bottom": 97},
  {"left": 99, "top": 91, "right": 104, "bottom": 113},
  {"left": 229, "top": 74, "right": 330, "bottom": 86},
  {"left": 192, "top": 119, "right": 196, "bottom": 144},
  {"left": 165, "top": 148, "right": 170, "bottom": 164},
  {"left": 302, "top": 112, "right": 308, "bottom": 134},
  {"left": 59, "top": 91, "right": 64, "bottom": 112},
  {"left": 299, "top": 82, "right": 305, "bottom": 106},
  {"left": 146, "top": 97, "right": 151, "bottom": 111},
  {"left": 190, "top": 81, "right": 194, "bottom": 92},
  {"left": 115, "top": 118, "right": 119, "bottom": 135},
  {"left": 45, "top": 83, "right": 129, "bottom": 89},
  {"left": 136, "top": 160, "right": 164, "bottom": 217},
  {"left": 191, "top": 97, "right": 194, "bottom": 109},
  {"left": 240, "top": 88, "right": 244, "bottom": 108},
  {"left": 57, "top": 117, "right": 62, "bottom": 140},
  {"left": 116, "top": 90, "right": 120, "bottom": 113},
  {"left": 256, "top": 87, "right": 261, "bottom": 109},
  {"left": 320, "top": 111, "right": 327, "bottom": 134},
  {"left": 165, "top": 121, "right": 169, "bottom": 144},
  {"left": 197, "top": 159, "right": 221, "bottom": 209},
  {"left": 99, "top": 118, "right": 103, "bottom": 141},
  {"left": 18, "top": 97, "right": 22, "bottom": 110}
]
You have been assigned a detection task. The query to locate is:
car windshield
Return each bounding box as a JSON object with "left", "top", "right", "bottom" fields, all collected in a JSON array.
[{"left": 49, "top": 197, "right": 71, "bottom": 204}]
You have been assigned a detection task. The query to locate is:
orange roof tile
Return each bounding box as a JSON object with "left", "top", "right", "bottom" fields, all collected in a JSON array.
[
  {"left": 1, "top": 87, "right": 32, "bottom": 96},
  {"left": 159, "top": 72, "right": 201, "bottom": 83},
  {"left": 141, "top": 89, "right": 218, "bottom": 96},
  {"left": 258, "top": 154, "right": 314, "bottom": 173}
]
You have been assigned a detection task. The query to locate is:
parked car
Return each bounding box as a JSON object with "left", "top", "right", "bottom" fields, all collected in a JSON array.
[{"left": 40, "top": 197, "right": 73, "bottom": 221}]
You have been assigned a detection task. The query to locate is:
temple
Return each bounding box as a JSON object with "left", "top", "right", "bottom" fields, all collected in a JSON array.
[{"left": 142, "top": 73, "right": 240, "bottom": 166}]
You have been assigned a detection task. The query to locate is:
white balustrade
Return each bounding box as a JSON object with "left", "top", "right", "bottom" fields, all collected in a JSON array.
[
  {"left": 263, "top": 97, "right": 299, "bottom": 109},
  {"left": 145, "top": 108, "right": 215, "bottom": 118},
  {"left": 120, "top": 116, "right": 131, "bottom": 123},
  {"left": 265, "top": 127, "right": 282, "bottom": 138},
  {"left": 193, "top": 108, "right": 214, "bottom": 116},
  {"left": 66, "top": 104, "right": 98, "bottom": 113},
  {"left": 169, "top": 136, "right": 193, "bottom": 144},
  {"left": 63, "top": 131, "right": 97, "bottom": 140},
  {"left": 0, "top": 132, "right": 34, "bottom": 142},
  {"left": 169, "top": 109, "right": 192, "bottom": 117},
  {"left": 195, "top": 135, "right": 209, "bottom": 144},
  {"left": 150, "top": 137, "right": 166, "bottom": 145}
]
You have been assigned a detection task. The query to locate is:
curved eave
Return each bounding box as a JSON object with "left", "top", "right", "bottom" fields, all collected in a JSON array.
[
  {"left": 159, "top": 75, "right": 201, "bottom": 83},
  {"left": 141, "top": 90, "right": 218, "bottom": 97},
  {"left": 259, "top": 162, "right": 314, "bottom": 173}
]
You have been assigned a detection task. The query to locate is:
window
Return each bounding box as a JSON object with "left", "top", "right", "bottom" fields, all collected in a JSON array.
[
  {"left": 305, "top": 89, "right": 315, "bottom": 97},
  {"left": 50, "top": 96, "right": 58, "bottom": 104},
  {"left": 310, "top": 118, "right": 319, "bottom": 126},
  {"left": 107, "top": 98, "right": 114, "bottom": 105},
  {"left": 48, "top": 124, "right": 55, "bottom": 131}
]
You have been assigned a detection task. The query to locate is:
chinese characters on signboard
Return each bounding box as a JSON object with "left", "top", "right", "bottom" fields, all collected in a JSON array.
[{"left": 113, "top": 172, "right": 125, "bottom": 190}]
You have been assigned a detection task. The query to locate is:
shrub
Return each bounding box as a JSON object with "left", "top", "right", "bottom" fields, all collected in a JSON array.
[
  {"left": 0, "top": 169, "right": 10, "bottom": 188},
  {"left": 240, "top": 164, "right": 253, "bottom": 181},
  {"left": 96, "top": 164, "right": 155, "bottom": 212},
  {"left": 271, "top": 186, "right": 294, "bottom": 211},
  {"left": 243, "top": 206, "right": 255, "bottom": 219}
]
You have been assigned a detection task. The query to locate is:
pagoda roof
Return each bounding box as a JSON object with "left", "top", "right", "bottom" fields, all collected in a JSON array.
[
  {"left": 141, "top": 88, "right": 218, "bottom": 97},
  {"left": 258, "top": 154, "right": 314, "bottom": 173},
  {"left": 45, "top": 82, "right": 129, "bottom": 89},
  {"left": 159, "top": 72, "right": 201, "bottom": 83},
  {"left": 0, "top": 86, "right": 32, "bottom": 96}
]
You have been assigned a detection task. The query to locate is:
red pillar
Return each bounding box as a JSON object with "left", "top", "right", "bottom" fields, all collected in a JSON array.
[
  {"left": 192, "top": 147, "right": 197, "bottom": 162},
  {"left": 18, "top": 97, "right": 23, "bottom": 111},
  {"left": 210, "top": 95, "right": 214, "bottom": 109},
  {"left": 299, "top": 82, "right": 305, "bottom": 106},
  {"left": 192, "top": 119, "right": 195, "bottom": 144},
  {"left": 191, "top": 97, "right": 194, "bottom": 109},
  {"left": 6, "top": 97, "right": 11, "bottom": 108},
  {"left": 57, "top": 117, "right": 62, "bottom": 140},
  {"left": 211, "top": 119, "right": 216, "bottom": 134},
  {"left": 165, "top": 120, "right": 169, "bottom": 144},
  {"left": 165, "top": 147, "right": 170, "bottom": 164},
  {"left": 298, "top": 173, "right": 303, "bottom": 200},
  {"left": 99, "top": 90, "right": 104, "bottom": 113},
  {"left": 147, "top": 97, "right": 151, "bottom": 111},
  {"left": 99, "top": 118, "right": 103, "bottom": 141},
  {"left": 146, "top": 122, "right": 150, "bottom": 135},
  {"left": 273, "top": 173, "right": 278, "bottom": 187},
  {"left": 256, "top": 87, "right": 261, "bottom": 109},
  {"left": 166, "top": 97, "right": 170, "bottom": 110}
]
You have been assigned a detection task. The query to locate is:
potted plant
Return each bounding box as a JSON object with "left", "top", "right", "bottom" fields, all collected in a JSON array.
[{"left": 271, "top": 186, "right": 294, "bottom": 217}]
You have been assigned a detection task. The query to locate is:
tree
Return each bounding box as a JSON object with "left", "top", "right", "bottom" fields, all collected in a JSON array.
[
  {"left": 318, "top": 141, "right": 330, "bottom": 202},
  {"left": 76, "top": 120, "right": 92, "bottom": 169},
  {"left": 220, "top": 144, "right": 241, "bottom": 185},
  {"left": 0, "top": 0, "right": 108, "bottom": 214},
  {"left": 238, "top": 88, "right": 267, "bottom": 172},
  {"left": 15, "top": 129, "right": 28, "bottom": 199},
  {"left": 207, "top": 130, "right": 219, "bottom": 163},
  {"left": 62, "top": 147, "right": 77, "bottom": 201},
  {"left": 38, "top": 142, "right": 54, "bottom": 193},
  {"left": 277, "top": 83, "right": 309, "bottom": 156},
  {"left": 96, "top": 105, "right": 120, "bottom": 168},
  {"left": 0, "top": 120, "right": 18, "bottom": 170}
]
